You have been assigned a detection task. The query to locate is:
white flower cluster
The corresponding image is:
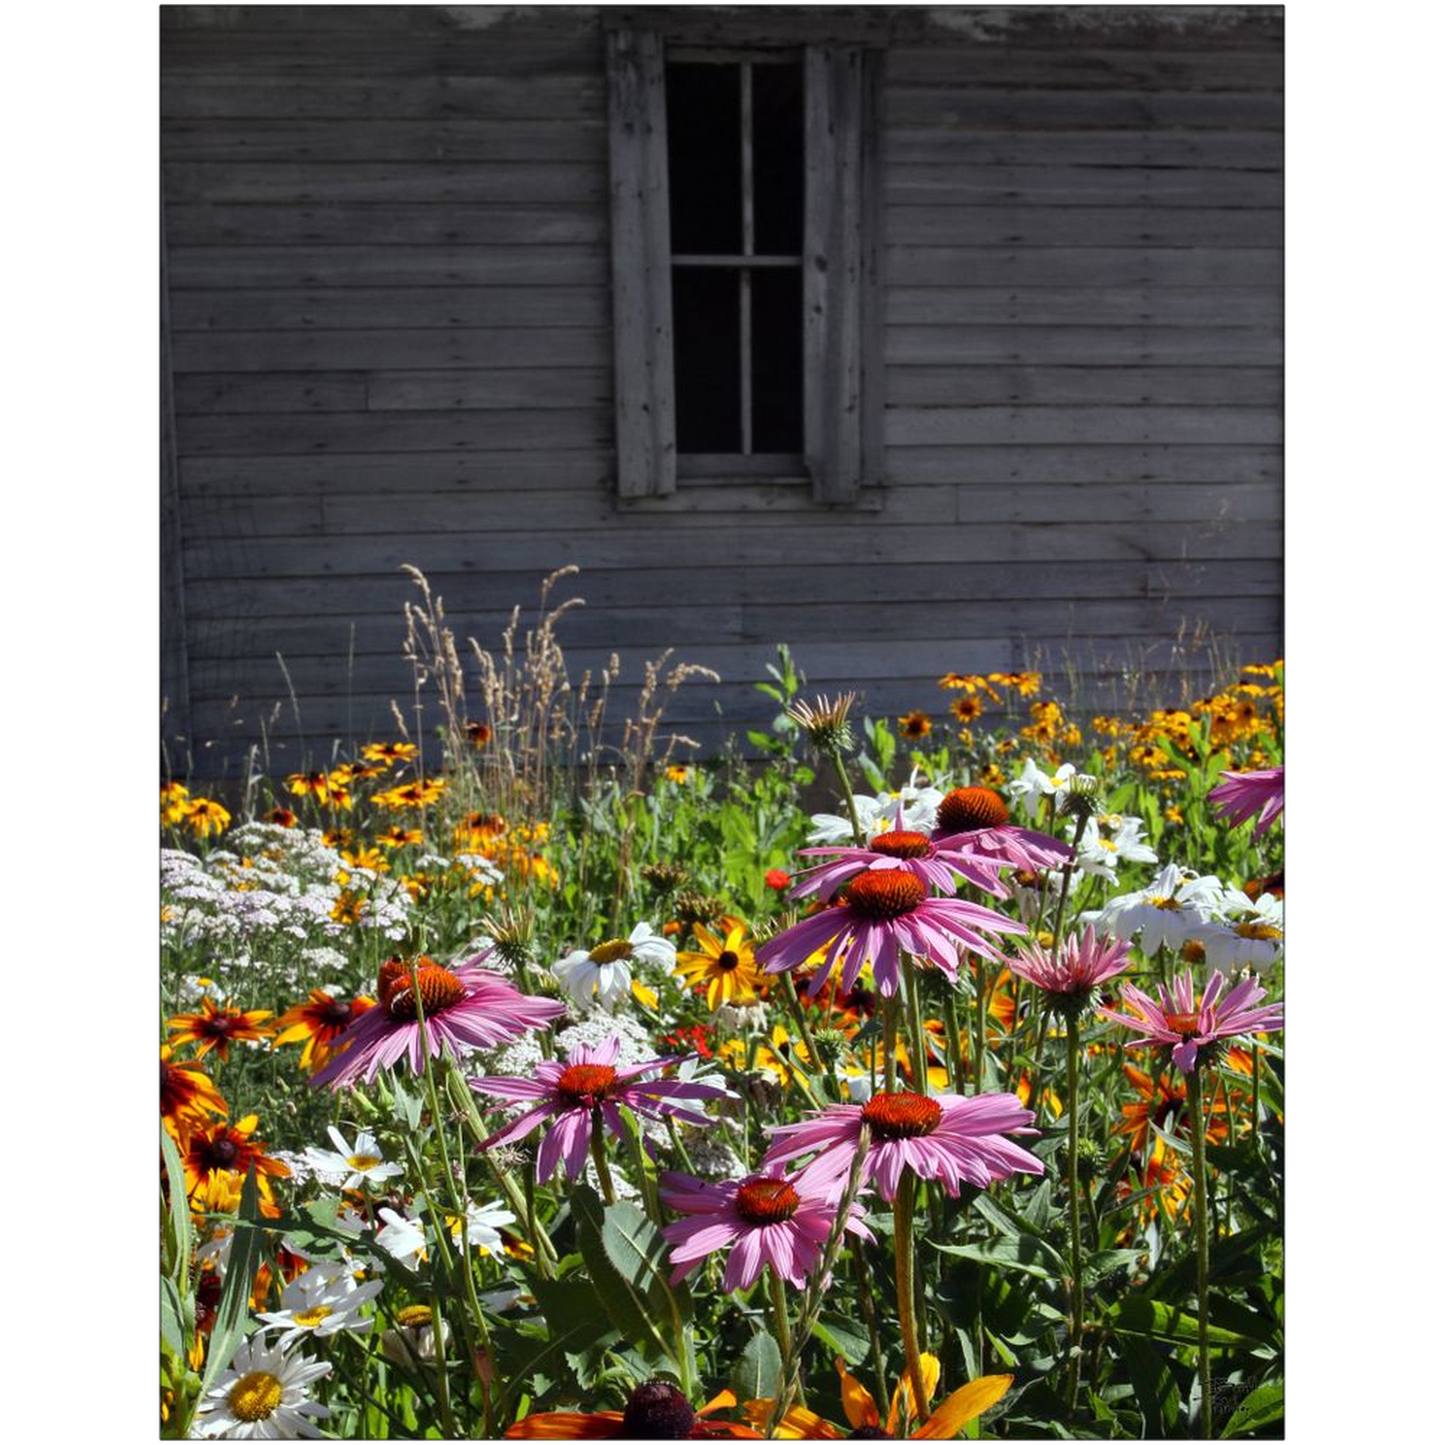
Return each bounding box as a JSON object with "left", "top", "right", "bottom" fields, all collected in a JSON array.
[
  {"left": 807, "top": 779, "right": 947, "bottom": 844},
  {"left": 160, "top": 824, "right": 414, "bottom": 959}
]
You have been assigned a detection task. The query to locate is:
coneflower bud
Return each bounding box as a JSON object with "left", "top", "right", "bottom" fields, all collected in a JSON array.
[
  {"left": 674, "top": 891, "right": 725, "bottom": 928},
  {"left": 641, "top": 861, "right": 689, "bottom": 895},
  {"left": 481, "top": 908, "right": 535, "bottom": 971},
  {"left": 786, "top": 692, "right": 857, "bottom": 756},
  {"left": 1058, "top": 774, "right": 1101, "bottom": 820},
  {"left": 809, "top": 1026, "right": 847, "bottom": 1068}
]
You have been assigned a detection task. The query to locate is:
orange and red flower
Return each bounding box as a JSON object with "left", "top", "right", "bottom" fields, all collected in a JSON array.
[
  {"left": 271, "top": 989, "right": 376, "bottom": 1072},
  {"left": 167, "top": 999, "right": 274, "bottom": 1062}
]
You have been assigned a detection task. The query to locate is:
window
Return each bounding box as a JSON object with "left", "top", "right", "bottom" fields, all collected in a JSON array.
[{"left": 606, "top": 28, "right": 881, "bottom": 504}]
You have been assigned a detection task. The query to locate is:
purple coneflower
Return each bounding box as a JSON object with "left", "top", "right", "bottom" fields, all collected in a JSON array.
[
  {"left": 1009, "top": 925, "right": 1133, "bottom": 1012},
  {"left": 470, "top": 1037, "right": 718, "bottom": 1183},
  {"left": 658, "top": 1168, "right": 872, "bottom": 1292},
  {"left": 1207, "top": 766, "right": 1284, "bottom": 839},
  {"left": 930, "top": 786, "right": 1074, "bottom": 872},
  {"left": 1100, "top": 969, "right": 1283, "bottom": 1073},
  {"left": 790, "top": 806, "right": 1010, "bottom": 902},
  {"left": 310, "top": 953, "right": 566, "bottom": 1089},
  {"left": 762, "top": 1090, "right": 1044, "bottom": 1202},
  {"left": 757, "top": 872, "right": 1027, "bottom": 1000}
]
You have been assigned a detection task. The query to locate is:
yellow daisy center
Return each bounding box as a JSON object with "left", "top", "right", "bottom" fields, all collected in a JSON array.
[
  {"left": 227, "top": 1370, "right": 283, "bottom": 1422},
  {"left": 348, "top": 1153, "right": 382, "bottom": 1171},
  {"left": 1234, "top": 922, "right": 1282, "bottom": 941},
  {"left": 587, "top": 938, "right": 633, "bottom": 964},
  {"left": 1147, "top": 896, "right": 1181, "bottom": 910},
  {"left": 292, "top": 1304, "right": 333, "bottom": 1329},
  {"left": 396, "top": 1304, "right": 434, "bottom": 1329}
]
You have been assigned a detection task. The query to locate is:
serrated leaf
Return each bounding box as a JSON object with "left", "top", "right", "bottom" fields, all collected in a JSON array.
[
  {"left": 571, "top": 1186, "right": 670, "bottom": 1363},
  {"left": 733, "top": 1330, "right": 783, "bottom": 1401},
  {"left": 1220, "top": 1381, "right": 1284, "bottom": 1438}
]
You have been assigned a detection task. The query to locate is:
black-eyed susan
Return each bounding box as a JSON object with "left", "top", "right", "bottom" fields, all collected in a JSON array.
[
  {"left": 674, "top": 917, "right": 766, "bottom": 1009},
  {"left": 377, "top": 824, "right": 424, "bottom": 849},
  {"left": 271, "top": 989, "right": 375, "bottom": 1072},
  {"left": 184, "top": 797, "right": 231, "bottom": 839},
  {"left": 949, "top": 695, "right": 984, "bottom": 724},
  {"left": 265, "top": 807, "right": 297, "bottom": 828},
  {"left": 286, "top": 770, "right": 352, "bottom": 809},
  {"left": 161, "top": 781, "right": 190, "bottom": 825},
  {"left": 168, "top": 998, "right": 274, "bottom": 1062},
  {"left": 376, "top": 777, "right": 446, "bottom": 810},
  {"left": 464, "top": 720, "right": 493, "bottom": 748},
  {"left": 361, "top": 740, "right": 418, "bottom": 765},
  {"left": 340, "top": 845, "right": 389, "bottom": 874},
  {"left": 745, "top": 1355, "right": 1013, "bottom": 1439},
  {"left": 161, "top": 1044, "right": 227, "bottom": 1139},
  {"left": 897, "top": 711, "right": 932, "bottom": 741},
  {"left": 182, "top": 1115, "right": 290, "bottom": 1208}
]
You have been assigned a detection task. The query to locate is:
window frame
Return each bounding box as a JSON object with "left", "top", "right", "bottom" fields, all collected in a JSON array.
[{"left": 606, "top": 26, "right": 882, "bottom": 508}]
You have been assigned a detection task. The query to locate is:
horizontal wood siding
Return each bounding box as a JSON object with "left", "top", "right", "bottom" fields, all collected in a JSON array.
[{"left": 162, "top": 6, "right": 1282, "bottom": 776}]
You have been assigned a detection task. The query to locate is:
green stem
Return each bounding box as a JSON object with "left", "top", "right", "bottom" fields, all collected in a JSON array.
[
  {"left": 831, "top": 751, "right": 866, "bottom": 845},
  {"left": 1064, "top": 1012, "right": 1085, "bottom": 1418},
  {"left": 904, "top": 958, "right": 932, "bottom": 1096},
  {"left": 768, "top": 1266, "right": 796, "bottom": 1380},
  {"left": 882, "top": 993, "right": 900, "bottom": 1091},
  {"left": 973, "top": 956, "right": 989, "bottom": 1094},
  {"left": 941, "top": 988, "right": 965, "bottom": 1095},
  {"left": 1187, "top": 1068, "right": 1214, "bottom": 1440},
  {"left": 852, "top": 1236, "right": 890, "bottom": 1409},
  {"left": 589, "top": 1112, "right": 617, "bottom": 1204},
  {"left": 780, "top": 972, "right": 827, "bottom": 1097},
  {"left": 893, "top": 1172, "right": 929, "bottom": 1428}
]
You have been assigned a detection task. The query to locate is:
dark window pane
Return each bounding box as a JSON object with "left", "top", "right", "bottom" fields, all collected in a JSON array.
[
  {"left": 673, "top": 267, "right": 741, "bottom": 452},
  {"left": 753, "top": 61, "right": 804, "bottom": 255},
  {"left": 666, "top": 63, "right": 741, "bottom": 255},
  {"left": 751, "top": 267, "right": 803, "bottom": 452}
]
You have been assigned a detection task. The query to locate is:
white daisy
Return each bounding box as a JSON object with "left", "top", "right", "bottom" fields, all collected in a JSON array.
[
  {"left": 194, "top": 1336, "right": 332, "bottom": 1439},
  {"left": 552, "top": 922, "right": 675, "bottom": 1010},
  {"left": 1075, "top": 815, "right": 1159, "bottom": 877},
  {"left": 1195, "top": 889, "right": 1284, "bottom": 971},
  {"left": 301, "top": 1126, "right": 403, "bottom": 1190},
  {"left": 375, "top": 1206, "right": 427, "bottom": 1271},
  {"left": 1092, "top": 863, "right": 1225, "bottom": 956},
  {"left": 1007, "top": 758, "right": 1077, "bottom": 816},
  {"left": 381, "top": 1304, "right": 452, "bottom": 1368},
  {"left": 446, "top": 1199, "right": 516, "bottom": 1256},
  {"left": 255, "top": 1266, "right": 384, "bottom": 1347},
  {"left": 807, "top": 780, "right": 945, "bottom": 844}
]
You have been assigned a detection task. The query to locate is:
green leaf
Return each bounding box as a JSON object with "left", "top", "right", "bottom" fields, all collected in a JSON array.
[
  {"left": 1115, "top": 1334, "right": 1180, "bottom": 1439},
  {"left": 1220, "top": 1381, "right": 1284, "bottom": 1438},
  {"left": 602, "top": 1199, "right": 691, "bottom": 1327},
  {"left": 1109, "top": 1295, "right": 1252, "bottom": 1347},
  {"left": 1083, "top": 1249, "right": 1147, "bottom": 1286},
  {"left": 528, "top": 1276, "right": 621, "bottom": 1389},
  {"left": 571, "top": 1186, "right": 671, "bottom": 1363},
  {"left": 812, "top": 1311, "right": 871, "bottom": 1367},
  {"left": 933, "top": 1234, "right": 1065, "bottom": 1281},
  {"left": 160, "top": 1124, "right": 192, "bottom": 1292},
  {"left": 732, "top": 1331, "right": 783, "bottom": 1402},
  {"left": 198, "top": 1166, "right": 268, "bottom": 1396},
  {"left": 160, "top": 1276, "right": 187, "bottom": 1356}
]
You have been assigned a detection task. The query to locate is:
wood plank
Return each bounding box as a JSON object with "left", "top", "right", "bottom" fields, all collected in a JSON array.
[
  {"left": 885, "top": 47, "right": 1281, "bottom": 91},
  {"left": 888, "top": 204, "right": 1282, "bottom": 248},
  {"left": 165, "top": 203, "right": 605, "bottom": 246},
  {"left": 163, "top": 160, "right": 605, "bottom": 205},
  {"left": 161, "top": 75, "right": 606, "bottom": 120},
  {"left": 885, "top": 128, "right": 1283, "bottom": 169},
  {"left": 180, "top": 520, "right": 1281, "bottom": 579},
  {"left": 366, "top": 369, "right": 611, "bottom": 411},
  {"left": 886, "top": 326, "right": 1281, "bottom": 366},
  {"left": 173, "top": 408, "right": 613, "bottom": 457},
  {"left": 185, "top": 592, "right": 1281, "bottom": 663},
  {"left": 886, "top": 288, "right": 1281, "bottom": 327},
  {"left": 889, "top": 444, "right": 1280, "bottom": 486},
  {"left": 883, "top": 247, "right": 1282, "bottom": 287},
  {"left": 885, "top": 405, "right": 1281, "bottom": 447},
  {"left": 883, "top": 89, "right": 1282, "bottom": 129},
  {"left": 161, "top": 118, "right": 607, "bottom": 163},
  {"left": 182, "top": 557, "right": 1282, "bottom": 619},
  {"left": 171, "top": 327, "right": 611, "bottom": 372},
  {"left": 168, "top": 245, "right": 609, "bottom": 288},
  {"left": 886, "top": 164, "right": 1281, "bottom": 208},
  {"left": 887, "top": 366, "right": 1282, "bottom": 408},
  {"left": 179, "top": 452, "right": 614, "bottom": 496},
  {"left": 161, "top": 6, "right": 599, "bottom": 40},
  {"left": 173, "top": 373, "right": 367, "bottom": 415}
]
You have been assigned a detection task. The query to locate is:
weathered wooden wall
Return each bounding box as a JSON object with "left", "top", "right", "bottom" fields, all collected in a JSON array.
[{"left": 160, "top": 5, "right": 1282, "bottom": 774}]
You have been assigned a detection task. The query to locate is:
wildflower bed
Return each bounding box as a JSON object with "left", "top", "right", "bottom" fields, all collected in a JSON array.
[{"left": 161, "top": 631, "right": 1284, "bottom": 1441}]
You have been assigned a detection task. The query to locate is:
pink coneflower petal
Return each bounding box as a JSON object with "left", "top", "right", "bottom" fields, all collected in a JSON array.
[
  {"left": 1208, "top": 766, "right": 1284, "bottom": 839},
  {"left": 1101, "top": 968, "right": 1283, "bottom": 1073}
]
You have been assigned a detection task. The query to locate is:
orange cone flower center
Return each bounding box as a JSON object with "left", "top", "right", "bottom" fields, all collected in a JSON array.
[
  {"left": 937, "top": 786, "right": 1011, "bottom": 833},
  {"left": 862, "top": 1090, "right": 943, "bottom": 1139},
  {"left": 1164, "top": 1012, "right": 1201, "bottom": 1038},
  {"left": 555, "top": 1063, "right": 619, "bottom": 1106},
  {"left": 734, "top": 1177, "right": 802, "bottom": 1224},
  {"left": 868, "top": 830, "right": 932, "bottom": 859},
  {"left": 384, "top": 966, "right": 466, "bottom": 1020},
  {"left": 845, "top": 871, "right": 926, "bottom": 920}
]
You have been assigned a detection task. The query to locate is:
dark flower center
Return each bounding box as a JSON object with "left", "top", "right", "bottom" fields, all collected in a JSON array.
[
  {"left": 936, "top": 786, "right": 1010, "bottom": 833},
  {"left": 319, "top": 998, "right": 355, "bottom": 1027},
  {"left": 200, "top": 1014, "right": 240, "bottom": 1039},
  {"left": 868, "top": 830, "right": 932, "bottom": 860},
  {"left": 862, "top": 1090, "right": 943, "bottom": 1139},
  {"left": 384, "top": 966, "right": 466, "bottom": 1020},
  {"left": 201, "top": 1134, "right": 240, "bottom": 1169},
  {"left": 555, "top": 1064, "right": 619, "bottom": 1106},
  {"left": 621, "top": 1381, "right": 696, "bottom": 1439},
  {"left": 845, "top": 871, "right": 926, "bottom": 921},
  {"left": 716, "top": 950, "right": 740, "bottom": 972},
  {"left": 850, "top": 1429, "right": 891, "bottom": 1439},
  {"left": 735, "top": 1177, "right": 802, "bottom": 1225}
]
